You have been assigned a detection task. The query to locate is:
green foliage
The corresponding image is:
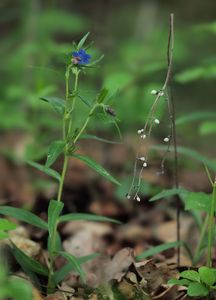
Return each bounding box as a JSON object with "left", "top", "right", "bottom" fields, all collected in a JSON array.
[
  {"left": 11, "top": 243, "right": 49, "bottom": 276},
  {"left": 152, "top": 145, "right": 216, "bottom": 172},
  {"left": 45, "top": 141, "right": 65, "bottom": 167},
  {"left": 59, "top": 213, "right": 121, "bottom": 224},
  {"left": 0, "top": 206, "right": 48, "bottom": 230},
  {"left": 0, "top": 257, "right": 32, "bottom": 300},
  {"left": 57, "top": 251, "right": 85, "bottom": 282},
  {"left": 200, "top": 121, "right": 216, "bottom": 135},
  {"left": 136, "top": 241, "right": 187, "bottom": 261},
  {"left": 53, "top": 253, "right": 99, "bottom": 284},
  {"left": 27, "top": 160, "right": 61, "bottom": 182},
  {"left": 169, "top": 266, "right": 216, "bottom": 297},
  {"left": 0, "top": 218, "right": 17, "bottom": 240},
  {"left": 72, "top": 154, "right": 120, "bottom": 185},
  {"left": 40, "top": 97, "right": 65, "bottom": 115}
]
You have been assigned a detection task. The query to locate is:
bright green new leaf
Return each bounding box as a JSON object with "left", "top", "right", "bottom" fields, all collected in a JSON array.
[
  {"left": 199, "top": 266, "right": 216, "bottom": 286},
  {"left": 0, "top": 206, "right": 48, "bottom": 230},
  {"left": 53, "top": 253, "right": 99, "bottom": 284},
  {"left": 8, "top": 278, "right": 32, "bottom": 300},
  {"left": 72, "top": 154, "right": 120, "bottom": 185},
  {"left": 187, "top": 282, "right": 209, "bottom": 297},
  {"left": 11, "top": 244, "right": 49, "bottom": 276},
  {"left": 40, "top": 96, "right": 65, "bottom": 115},
  {"left": 46, "top": 140, "right": 65, "bottom": 168},
  {"left": 57, "top": 251, "right": 85, "bottom": 282},
  {"left": 27, "top": 160, "right": 61, "bottom": 182},
  {"left": 0, "top": 231, "right": 9, "bottom": 239},
  {"left": 183, "top": 192, "right": 212, "bottom": 212},
  {"left": 180, "top": 270, "right": 200, "bottom": 282},
  {"left": 149, "top": 188, "right": 187, "bottom": 202},
  {"left": 0, "top": 218, "right": 17, "bottom": 231},
  {"left": 59, "top": 213, "right": 121, "bottom": 224},
  {"left": 136, "top": 241, "right": 184, "bottom": 261},
  {"left": 200, "top": 121, "right": 216, "bottom": 135},
  {"left": 77, "top": 32, "right": 90, "bottom": 50}
]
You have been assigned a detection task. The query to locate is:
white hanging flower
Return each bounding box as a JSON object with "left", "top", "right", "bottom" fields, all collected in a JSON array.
[
  {"left": 126, "top": 194, "right": 131, "bottom": 200},
  {"left": 158, "top": 90, "right": 164, "bottom": 96},
  {"left": 141, "top": 134, "right": 146, "bottom": 139},
  {"left": 143, "top": 162, "right": 148, "bottom": 167},
  {"left": 136, "top": 195, "right": 141, "bottom": 202},
  {"left": 151, "top": 89, "right": 158, "bottom": 95},
  {"left": 154, "top": 119, "right": 160, "bottom": 124},
  {"left": 138, "top": 129, "right": 144, "bottom": 135},
  {"left": 139, "top": 157, "right": 146, "bottom": 161},
  {"left": 163, "top": 137, "right": 170, "bottom": 142}
]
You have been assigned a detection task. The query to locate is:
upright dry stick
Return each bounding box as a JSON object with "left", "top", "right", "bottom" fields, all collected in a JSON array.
[
  {"left": 128, "top": 13, "right": 180, "bottom": 265},
  {"left": 167, "top": 13, "right": 181, "bottom": 266}
]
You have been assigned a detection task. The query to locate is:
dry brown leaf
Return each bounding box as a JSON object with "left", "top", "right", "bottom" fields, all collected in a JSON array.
[{"left": 102, "top": 248, "right": 134, "bottom": 282}]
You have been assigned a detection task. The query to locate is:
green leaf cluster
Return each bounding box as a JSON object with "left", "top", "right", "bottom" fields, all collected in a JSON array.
[{"left": 168, "top": 266, "right": 216, "bottom": 297}]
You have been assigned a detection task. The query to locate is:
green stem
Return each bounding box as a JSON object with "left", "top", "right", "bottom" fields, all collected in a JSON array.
[
  {"left": 47, "top": 67, "right": 79, "bottom": 293},
  {"left": 207, "top": 181, "right": 216, "bottom": 267},
  {"left": 67, "top": 71, "right": 79, "bottom": 137},
  {"left": 193, "top": 214, "right": 209, "bottom": 265},
  {"left": 74, "top": 103, "right": 98, "bottom": 144}
]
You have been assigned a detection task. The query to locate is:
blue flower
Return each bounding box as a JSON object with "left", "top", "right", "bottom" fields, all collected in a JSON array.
[{"left": 72, "top": 49, "right": 91, "bottom": 65}]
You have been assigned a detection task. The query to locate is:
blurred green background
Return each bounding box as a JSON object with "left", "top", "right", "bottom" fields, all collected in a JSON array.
[{"left": 1, "top": 0, "right": 216, "bottom": 161}]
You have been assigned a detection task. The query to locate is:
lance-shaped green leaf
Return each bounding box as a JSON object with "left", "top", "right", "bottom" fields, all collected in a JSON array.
[
  {"left": 80, "top": 134, "right": 122, "bottom": 145},
  {"left": 136, "top": 241, "right": 188, "bottom": 261},
  {"left": 57, "top": 251, "right": 85, "bottom": 282},
  {"left": 27, "top": 160, "right": 61, "bottom": 182},
  {"left": 48, "top": 200, "right": 64, "bottom": 239},
  {"left": 46, "top": 141, "right": 65, "bottom": 168},
  {"left": 11, "top": 244, "right": 49, "bottom": 276},
  {"left": 59, "top": 213, "right": 121, "bottom": 224},
  {"left": 87, "top": 54, "right": 104, "bottom": 67},
  {"left": 176, "top": 111, "right": 216, "bottom": 126},
  {"left": 53, "top": 253, "right": 99, "bottom": 284},
  {"left": 40, "top": 96, "right": 65, "bottom": 115},
  {"left": 151, "top": 145, "right": 216, "bottom": 172},
  {"left": 149, "top": 188, "right": 188, "bottom": 202},
  {"left": 71, "top": 154, "right": 120, "bottom": 185},
  {"left": 96, "top": 88, "right": 109, "bottom": 104},
  {"left": 77, "top": 32, "right": 90, "bottom": 50},
  {"left": 0, "top": 206, "right": 48, "bottom": 230},
  {"left": 0, "top": 231, "right": 9, "bottom": 239}
]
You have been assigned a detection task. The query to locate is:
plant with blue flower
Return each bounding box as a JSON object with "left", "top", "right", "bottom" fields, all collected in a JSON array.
[
  {"left": 0, "top": 32, "right": 121, "bottom": 295},
  {"left": 72, "top": 48, "right": 91, "bottom": 65}
]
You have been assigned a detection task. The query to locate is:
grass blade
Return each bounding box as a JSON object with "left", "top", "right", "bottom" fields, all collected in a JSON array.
[{"left": 59, "top": 213, "right": 121, "bottom": 224}]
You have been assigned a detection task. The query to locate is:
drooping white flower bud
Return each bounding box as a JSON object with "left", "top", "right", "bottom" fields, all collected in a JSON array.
[
  {"left": 138, "top": 129, "right": 144, "bottom": 135},
  {"left": 143, "top": 162, "right": 148, "bottom": 167},
  {"left": 126, "top": 194, "right": 131, "bottom": 199},
  {"left": 154, "top": 119, "right": 160, "bottom": 124},
  {"left": 136, "top": 195, "right": 141, "bottom": 202},
  {"left": 139, "top": 157, "right": 146, "bottom": 161},
  {"left": 151, "top": 90, "right": 158, "bottom": 95},
  {"left": 163, "top": 137, "right": 170, "bottom": 142},
  {"left": 158, "top": 91, "right": 164, "bottom": 96},
  {"left": 141, "top": 134, "right": 146, "bottom": 139}
]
